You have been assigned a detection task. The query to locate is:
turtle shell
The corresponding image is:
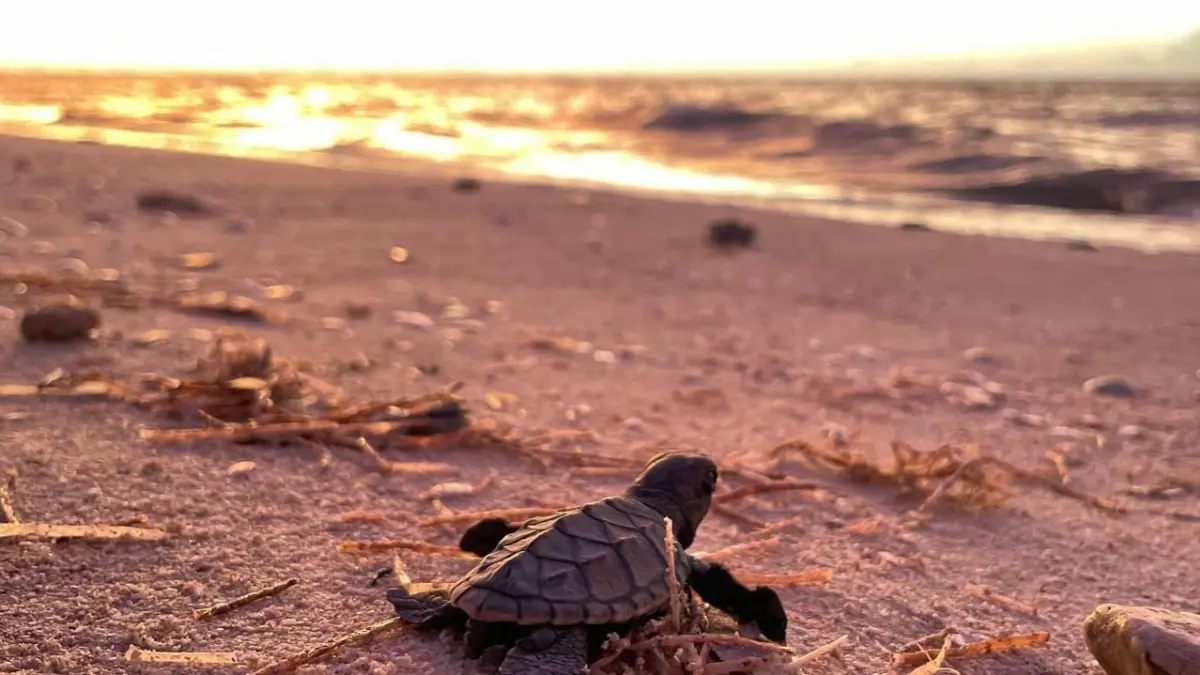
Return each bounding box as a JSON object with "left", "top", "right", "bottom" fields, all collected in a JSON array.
[{"left": 449, "top": 497, "right": 689, "bottom": 626}]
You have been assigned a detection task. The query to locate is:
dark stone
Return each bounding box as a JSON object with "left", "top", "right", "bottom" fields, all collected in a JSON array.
[
  {"left": 708, "top": 218, "right": 757, "bottom": 249},
  {"left": 20, "top": 302, "right": 101, "bottom": 343},
  {"left": 135, "top": 190, "right": 215, "bottom": 217}
]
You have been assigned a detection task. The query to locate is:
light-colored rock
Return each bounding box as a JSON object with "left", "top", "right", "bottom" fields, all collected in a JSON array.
[{"left": 1084, "top": 603, "right": 1200, "bottom": 675}]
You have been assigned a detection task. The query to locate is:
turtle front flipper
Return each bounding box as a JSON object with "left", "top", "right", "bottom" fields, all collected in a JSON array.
[
  {"left": 498, "top": 626, "right": 587, "bottom": 675},
  {"left": 687, "top": 559, "right": 788, "bottom": 644},
  {"left": 386, "top": 586, "right": 466, "bottom": 629},
  {"left": 459, "top": 517, "right": 520, "bottom": 557}
]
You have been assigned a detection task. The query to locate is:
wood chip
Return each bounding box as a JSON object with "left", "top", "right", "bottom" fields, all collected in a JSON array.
[
  {"left": 0, "top": 523, "right": 167, "bottom": 541},
  {"left": 194, "top": 578, "right": 299, "bottom": 620},
  {"left": 125, "top": 645, "right": 240, "bottom": 665}
]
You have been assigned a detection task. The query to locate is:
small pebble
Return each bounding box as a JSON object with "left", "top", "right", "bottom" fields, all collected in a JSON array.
[
  {"left": 1117, "top": 425, "right": 1146, "bottom": 440},
  {"left": 20, "top": 302, "right": 101, "bottom": 342},
  {"left": 962, "top": 346, "right": 1000, "bottom": 365},
  {"left": 1083, "top": 375, "right": 1138, "bottom": 398},
  {"left": 395, "top": 311, "right": 434, "bottom": 329},
  {"left": 227, "top": 461, "right": 256, "bottom": 477}
]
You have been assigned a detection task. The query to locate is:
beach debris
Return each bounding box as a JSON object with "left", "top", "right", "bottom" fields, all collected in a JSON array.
[
  {"left": 384, "top": 453, "right": 790, "bottom": 674},
  {"left": 246, "top": 616, "right": 406, "bottom": 675},
  {"left": 1084, "top": 603, "right": 1200, "bottom": 675},
  {"left": 0, "top": 331, "right": 469, "bottom": 464},
  {"left": 708, "top": 218, "right": 757, "bottom": 248},
  {"left": 1083, "top": 375, "right": 1139, "bottom": 398},
  {"left": 0, "top": 470, "right": 18, "bottom": 523},
  {"left": 389, "top": 246, "right": 410, "bottom": 263},
  {"left": 451, "top": 177, "right": 482, "bottom": 193},
  {"left": 0, "top": 522, "right": 167, "bottom": 541},
  {"left": 124, "top": 645, "right": 241, "bottom": 665},
  {"left": 966, "top": 582, "right": 1040, "bottom": 616},
  {"left": 769, "top": 437, "right": 1123, "bottom": 518},
  {"left": 227, "top": 460, "right": 256, "bottom": 477},
  {"left": 19, "top": 299, "right": 100, "bottom": 342},
  {"left": 891, "top": 631, "right": 1051, "bottom": 669},
  {"left": 136, "top": 189, "right": 216, "bottom": 217},
  {"left": 193, "top": 577, "right": 299, "bottom": 620},
  {"left": 0, "top": 270, "right": 138, "bottom": 308}
]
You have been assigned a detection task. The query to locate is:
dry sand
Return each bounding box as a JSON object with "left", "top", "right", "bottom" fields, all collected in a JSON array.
[{"left": 1, "top": 134, "right": 1198, "bottom": 675}]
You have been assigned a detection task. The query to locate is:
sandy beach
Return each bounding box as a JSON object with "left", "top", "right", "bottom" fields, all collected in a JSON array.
[{"left": 1, "top": 133, "right": 1199, "bottom": 674}]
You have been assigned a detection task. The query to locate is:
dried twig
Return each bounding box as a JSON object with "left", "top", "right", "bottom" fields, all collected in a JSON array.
[
  {"left": 590, "top": 633, "right": 793, "bottom": 672},
  {"left": 780, "top": 634, "right": 850, "bottom": 673},
  {"left": 901, "top": 635, "right": 952, "bottom": 675},
  {"left": 735, "top": 568, "right": 832, "bottom": 587},
  {"left": 0, "top": 471, "right": 18, "bottom": 524},
  {"left": 193, "top": 578, "right": 299, "bottom": 620},
  {"left": 966, "top": 583, "right": 1039, "bottom": 616},
  {"left": 418, "top": 506, "right": 561, "bottom": 527},
  {"left": 247, "top": 616, "right": 406, "bottom": 675},
  {"left": 664, "top": 517, "right": 682, "bottom": 633},
  {"left": 0, "top": 523, "right": 167, "bottom": 541},
  {"left": 124, "top": 645, "right": 241, "bottom": 665},
  {"left": 894, "top": 627, "right": 958, "bottom": 655},
  {"left": 695, "top": 537, "right": 780, "bottom": 564},
  {"left": 890, "top": 632, "right": 1051, "bottom": 668},
  {"left": 336, "top": 539, "right": 477, "bottom": 558}
]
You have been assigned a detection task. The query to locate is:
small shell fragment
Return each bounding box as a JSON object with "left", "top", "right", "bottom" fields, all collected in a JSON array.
[
  {"left": 179, "top": 252, "right": 220, "bottom": 270},
  {"left": 227, "top": 461, "right": 256, "bottom": 476},
  {"left": 419, "top": 482, "right": 475, "bottom": 500}
]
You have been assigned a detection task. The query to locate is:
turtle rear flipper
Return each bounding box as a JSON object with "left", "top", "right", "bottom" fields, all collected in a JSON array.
[
  {"left": 498, "top": 626, "right": 587, "bottom": 675},
  {"left": 387, "top": 586, "right": 465, "bottom": 629}
]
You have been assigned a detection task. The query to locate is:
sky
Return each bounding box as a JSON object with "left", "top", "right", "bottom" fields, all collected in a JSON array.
[{"left": 3, "top": 1, "right": 1199, "bottom": 72}]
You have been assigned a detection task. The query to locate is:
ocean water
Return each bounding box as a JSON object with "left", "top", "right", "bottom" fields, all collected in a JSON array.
[{"left": 1, "top": 72, "right": 1198, "bottom": 251}]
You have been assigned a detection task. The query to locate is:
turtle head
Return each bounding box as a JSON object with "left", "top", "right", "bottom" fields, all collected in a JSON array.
[{"left": 626, "top": 452, "right": 719, "bottom": 549}]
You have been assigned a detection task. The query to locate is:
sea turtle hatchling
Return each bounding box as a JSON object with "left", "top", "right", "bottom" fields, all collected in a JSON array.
[{"left": 386, "top": 451, "right": 788, "bottom": 675}]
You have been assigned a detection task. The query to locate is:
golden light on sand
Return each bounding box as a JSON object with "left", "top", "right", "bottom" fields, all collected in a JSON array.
[{"left": 2, "top": 1, "right": 1197, "bottom": 70}]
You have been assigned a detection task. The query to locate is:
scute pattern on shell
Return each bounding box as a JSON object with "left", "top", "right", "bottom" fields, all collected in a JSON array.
[{"left": 450, "top": 497, "right": 689, "bottom": 626}]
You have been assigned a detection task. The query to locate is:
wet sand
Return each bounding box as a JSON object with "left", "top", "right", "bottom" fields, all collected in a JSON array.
[{"left": 1, "top": 133, "right": 1199, "bottom": 674}]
